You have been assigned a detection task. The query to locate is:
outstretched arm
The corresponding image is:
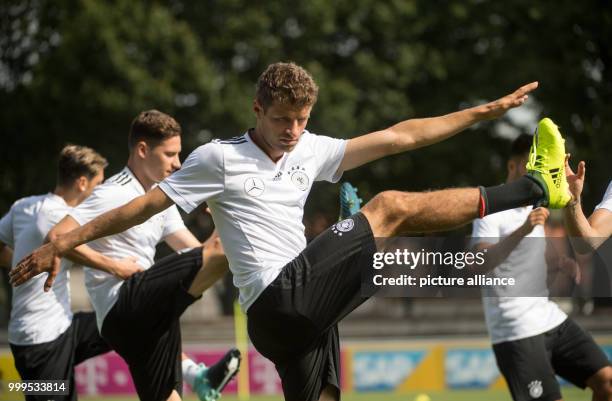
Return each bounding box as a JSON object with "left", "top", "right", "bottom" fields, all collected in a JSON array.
[
  {"left": 164, "top": 229, "right": 202, "bottom": 250},
  {"left": 339, "top": 82, "right": 538, "bottom": 172},
  {"left": 10, "top": 187, "right": 172, "bottom": 288},
  {"left": 48, "top": 216, "right": 143, "bottom": 280},
  {"left": 563, "top": 160, "right": 612, "bottom": 253}
]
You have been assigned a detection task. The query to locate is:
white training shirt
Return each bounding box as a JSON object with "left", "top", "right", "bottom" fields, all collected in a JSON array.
[
  {"left": 472, "top": 206, "right": 567, "bottom": 344},
  {"left": 159, "top": 130, "right": 346, "bottom": 311},
  {"left": 69, "top": 167, "right": 186, "bottom": 330},
  {"left": 0, "top": 194, "right": 73, "bottom": 345},
  {"left": 595, "top": 180, "right": 612, "bottom": 212}
]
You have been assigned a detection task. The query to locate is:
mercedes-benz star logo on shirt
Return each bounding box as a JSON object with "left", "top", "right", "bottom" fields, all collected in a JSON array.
[{"left": 244, "top": 177, "right": 265, "bottom": 197}]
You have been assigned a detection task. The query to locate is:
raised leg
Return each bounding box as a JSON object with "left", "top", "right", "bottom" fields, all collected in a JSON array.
[{"left": 362, "top": 188, "right": 480, "bottom": 237}]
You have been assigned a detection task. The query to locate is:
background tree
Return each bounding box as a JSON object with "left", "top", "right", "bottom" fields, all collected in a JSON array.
[
  {"left": 1, "top": 0, "right": 610, "bottom": 218},
  {"left": 0, "top": 0, "right": 217, "bottom": 210},
  {"left": 172, "top": 0, "right": 611, "bottom": 216}
]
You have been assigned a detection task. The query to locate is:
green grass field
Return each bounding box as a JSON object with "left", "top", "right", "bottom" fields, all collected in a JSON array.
[{"left": 80, "top": 387, "right": 591, "bottom": 401}]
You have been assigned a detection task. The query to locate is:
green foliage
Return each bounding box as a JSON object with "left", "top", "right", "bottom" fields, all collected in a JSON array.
[
  {"left": 1, "top": 0, "right": 610, "bottom": 214},
  {"left": 0, "top": 0, "right": 216, "bottom": 208}
]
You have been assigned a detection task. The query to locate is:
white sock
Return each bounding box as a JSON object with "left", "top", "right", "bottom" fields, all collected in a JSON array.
[{"left": 182, "top": 358, "right": 205, "bottom": 388}]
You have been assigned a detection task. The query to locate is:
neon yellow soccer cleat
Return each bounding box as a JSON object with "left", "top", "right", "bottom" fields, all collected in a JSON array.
[{"left": 526, "top": 118, "right": 572, "bottom": 209}]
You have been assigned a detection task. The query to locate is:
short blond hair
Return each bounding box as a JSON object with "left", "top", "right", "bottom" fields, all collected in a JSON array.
[
  {"left": 256, "top": 62, "right": 319, "bottom": 110},
  {"left": 57, "top": 145, "right": 108, "bottom": 186}
]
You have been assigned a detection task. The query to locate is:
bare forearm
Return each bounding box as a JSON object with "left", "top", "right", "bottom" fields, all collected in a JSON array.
[
  {"left": 49, "top": 216, "right": 123, "bottom": 275},
  {"left": 165, "top": 229, "right": 201, "bottom": 251},
  {"left": 55, "top": 200, "right": 148, "bottom": 253},
  {"left": 340, "top": 107, "right": 484, "bottom": 171},
  {"left": 474, "top": 225, "right": 531, "bottom": 273},
  {"left": 63, "top": 245, "right": 118, "bottom": 274},
  {"left": 389, "top": 106, "right": 484, "bottom": 153},
  {"left": 55, "top": 190, "right": 169, "bottom": 255},
  {"left": 564, "top": 201, "right": 593, "bottom": 235},
  {"left": 340, "top": 81, "right": 536, "bottom": 172},
  {"left": 564, "top": 202, "right": 607, "bottom": 252}
]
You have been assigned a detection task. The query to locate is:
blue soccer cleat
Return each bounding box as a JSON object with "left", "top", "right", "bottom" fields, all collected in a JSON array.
[
  {"left": 339, "top": 182, "right": 363, "bottom": 220},
  {"left": 193, "top": 348, "right": 241, "bottom": 401}
]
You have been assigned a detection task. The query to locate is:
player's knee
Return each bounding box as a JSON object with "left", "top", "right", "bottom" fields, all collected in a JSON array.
[
  {"left": 362, "top": 191, "right": 398, "bottom": 233},
  {"left": 588, "top": 366, "right": 612, "bottom": 397},
  {"left": 318, "top": 384, "right": 339, "bottom": 401},
  {"left": 167, "top": 390, "right": 182, "bottom": 401},
  {"left": 363, "top": 191, "right": 420, "bottom": 237},
  {"left": 363, "top": 190, "right": 403, "bottom": 216}
]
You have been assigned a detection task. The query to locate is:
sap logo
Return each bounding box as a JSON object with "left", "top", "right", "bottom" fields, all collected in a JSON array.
[
  {"left": 353, "top": 351, "right": 425, "bottom": 392},
  {"left": 445, "top": 349, "right": 499, "bottom": 388}
]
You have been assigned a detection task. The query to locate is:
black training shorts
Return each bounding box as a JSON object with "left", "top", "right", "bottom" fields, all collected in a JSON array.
[
  {"left": 11, "top": 312, "right": 111, "bottom": 401},
  {"left": 248, "top": 212, "right": 376, "bottom": 401},
  {"left": 493, "top": 317, "right": 610, "bottom": 401},
  {"left": 101, "top": 247, "right": 203, "bottom": 401}
]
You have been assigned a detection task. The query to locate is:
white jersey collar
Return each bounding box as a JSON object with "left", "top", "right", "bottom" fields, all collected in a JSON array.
[
  {"left": 245, "top": 129, "right": 298, "bottom": 167},
  {"left": 47, "top": 192, "right": 68, "bottom": 206},
  {"left": 119, "top": 166, "right": 146, "bottom": 195}
]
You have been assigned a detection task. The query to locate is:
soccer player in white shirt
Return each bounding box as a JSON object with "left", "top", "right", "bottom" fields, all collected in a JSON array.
[
  {"left": 43, "top": 111, "right": 240, "bottom": 401},
  {"left": 13, "top": 63, "right": 573, "bottom": 401},
  {"left": 472, "top": 135, "right": 611, "bottom": 401},
  {"left": 0, "top": 145, "right": 138, "bottom": 401}
]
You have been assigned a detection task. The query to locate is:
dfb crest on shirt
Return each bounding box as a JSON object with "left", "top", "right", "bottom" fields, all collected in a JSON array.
[
  {"left": 528, "top": 380, "right": 543, "bottom": 399},
  {"left": 332, "top": 218, "right": 354, "bottom": 236},
  {"left": 244, "top": 177, "right": 265, "bottom": 197},
  {"left": 290, "top": 165, "right": 309, "bottom": 191}
]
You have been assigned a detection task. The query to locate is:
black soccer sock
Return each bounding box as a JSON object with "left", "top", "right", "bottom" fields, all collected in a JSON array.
[{"left": 478, "top": 176, "right": 545, "bottom": 217}]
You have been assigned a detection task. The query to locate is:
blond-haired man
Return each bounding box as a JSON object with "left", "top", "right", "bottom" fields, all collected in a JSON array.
[{"left": 0, "top": 145, "right": 126, "bottom": 401}]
